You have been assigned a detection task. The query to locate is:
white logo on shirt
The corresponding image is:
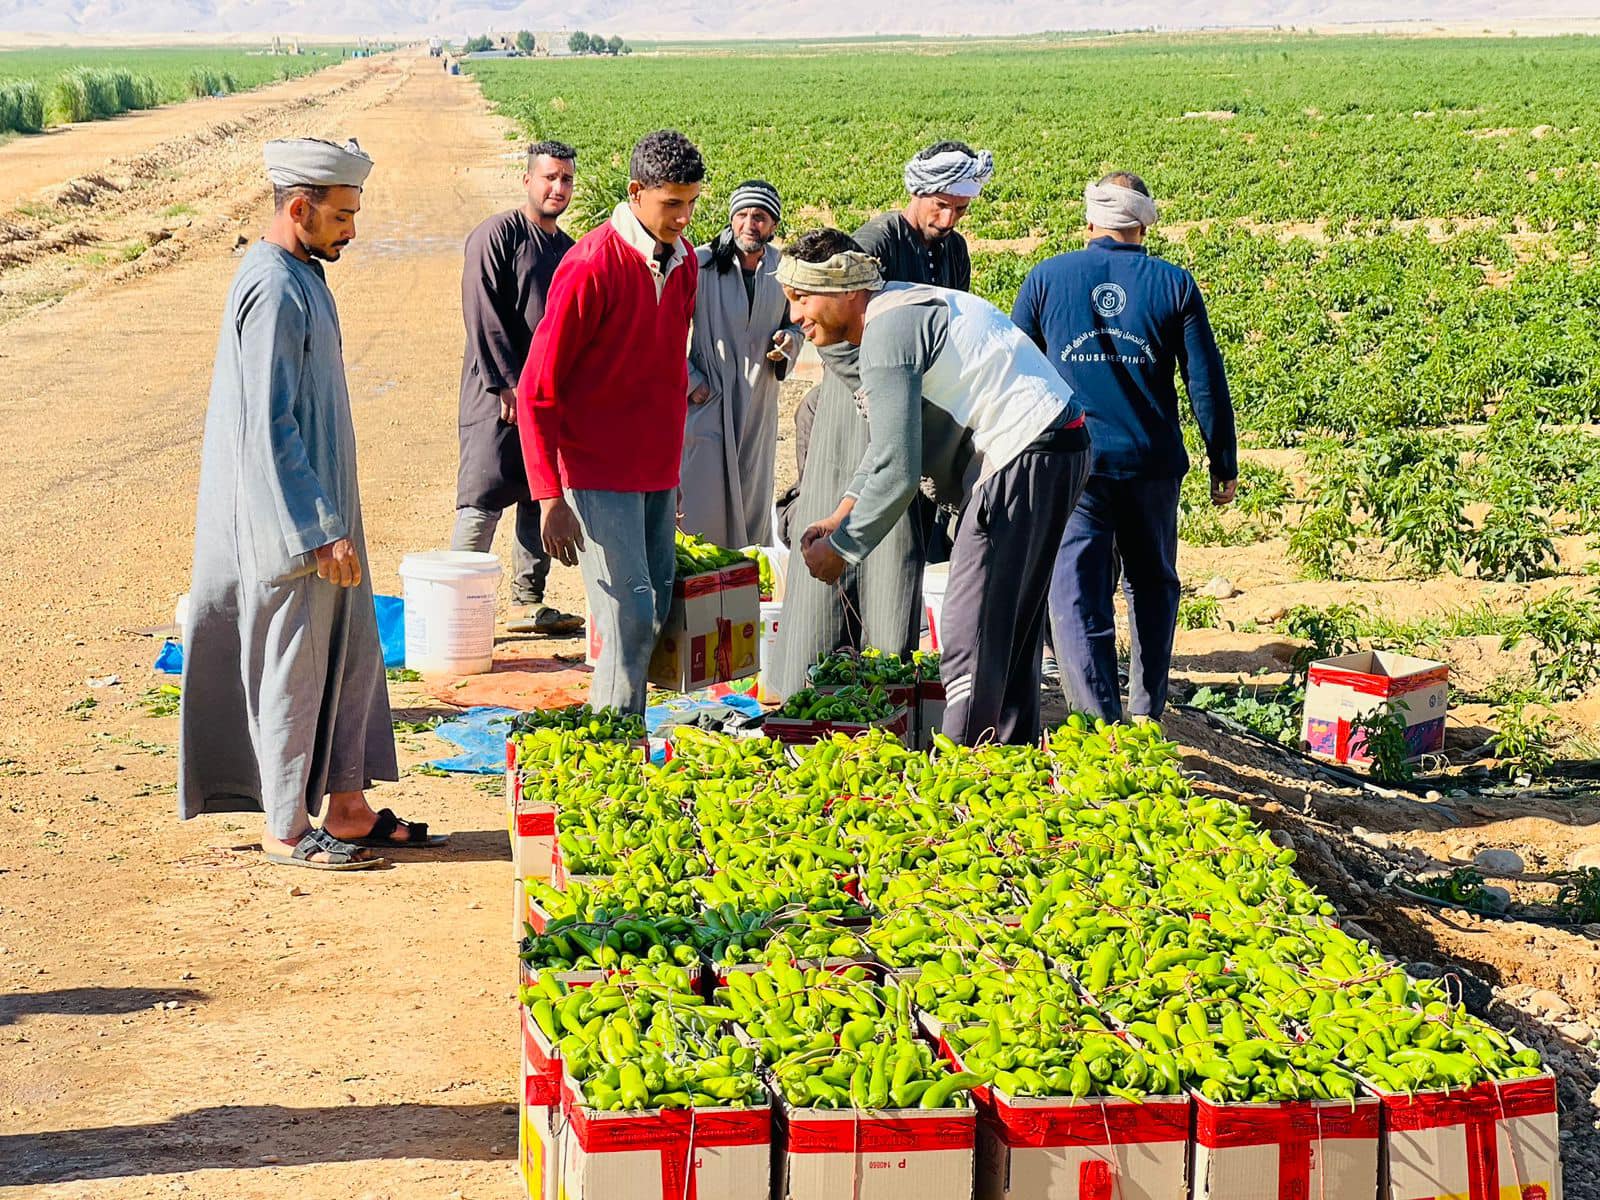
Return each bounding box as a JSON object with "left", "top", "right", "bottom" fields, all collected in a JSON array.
[{"left": 1091, "top": 282, "right": 1127, "bottom": 318}]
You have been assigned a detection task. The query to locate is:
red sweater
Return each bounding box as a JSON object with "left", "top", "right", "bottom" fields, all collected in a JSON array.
[{"left": 517, "top": 219, "right": 697, "bottom": 499}]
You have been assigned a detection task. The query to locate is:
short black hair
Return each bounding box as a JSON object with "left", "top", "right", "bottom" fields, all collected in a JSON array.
[
  {"left": 629, "top": 129, "right": 705, "bottom": 189},
  {"left": 1098, "top": 170, "right": 1150, "bottom": 197},
  {"left": 528, "top": 139, "right": 577, "bottom": 164},
  {"left": 785, "top": 227, "right": 864, "bottom": 263},
  {"left": 915, "top": 139, "right": 976, "bottom": 161},
  {"left": 273, "top": 183, "right": 332, "bottom": 212}
]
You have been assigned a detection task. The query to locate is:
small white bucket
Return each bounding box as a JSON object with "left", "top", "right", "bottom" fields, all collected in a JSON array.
[
  {"left": 398, "top": 550, "right": 501, "bottom": 675},
  {"left": 922, "top": 564, "right": 949, "bottom": 652},
  {"left": 756, "top": 599, "right": 784, "bottom": 701}
]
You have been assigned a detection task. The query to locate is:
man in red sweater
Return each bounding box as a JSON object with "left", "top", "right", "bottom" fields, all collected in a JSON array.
[{"left": 517, "top": 129, "right": 703, "bottom": 713}]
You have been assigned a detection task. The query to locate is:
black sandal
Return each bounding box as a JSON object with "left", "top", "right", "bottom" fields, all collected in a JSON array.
[
  {"left": 265, "top": 827, "right": 385, "bottom": 871},
  {"left": 341, "top": 808, "right": 450, "bottom": 849}
]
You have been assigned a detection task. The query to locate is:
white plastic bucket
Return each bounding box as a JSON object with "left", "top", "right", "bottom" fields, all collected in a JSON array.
[
  {"left": 757, "top": 600, "right": 784, "bottom": 701},
  {"left": 922, "top": 564, "right": 949, "bottom": 652},
  {"left": 398, "top": 550, "right": 501, "bottom": 675}
]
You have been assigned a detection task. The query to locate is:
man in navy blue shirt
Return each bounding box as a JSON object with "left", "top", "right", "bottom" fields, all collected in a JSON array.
[{"left": 1012, "top": 172, "right": 1237, "bottom": 724}]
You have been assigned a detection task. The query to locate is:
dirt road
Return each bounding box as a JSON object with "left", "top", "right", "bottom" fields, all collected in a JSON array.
[{"left": 0, "top": 52, "right": 573, "bottom": 1198}]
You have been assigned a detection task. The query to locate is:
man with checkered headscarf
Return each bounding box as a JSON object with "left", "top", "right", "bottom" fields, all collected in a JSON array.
[{"left": 770, "top": 142, "right": 994, "bottom": 696}]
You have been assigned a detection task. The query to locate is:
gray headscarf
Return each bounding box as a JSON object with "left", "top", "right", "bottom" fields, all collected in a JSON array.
[{"left": 264, "top": 137, "right": 374, "bottom": 188}]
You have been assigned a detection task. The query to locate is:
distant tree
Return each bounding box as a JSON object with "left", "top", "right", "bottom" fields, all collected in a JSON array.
[
  {"left": 606, "top": 35, "right": 624, "bottom": 55},
  {"left": 515, "top": 30, "right": 536, "bottom": 52},
  {"left": 621, "top": 42, "right": 633, "bottom": 55},
  {"left": 568, "top": 31, "right": 591, "bottom": 53},
  {"left": 464, "top": 34, "right": 493, "bottom": 53}
]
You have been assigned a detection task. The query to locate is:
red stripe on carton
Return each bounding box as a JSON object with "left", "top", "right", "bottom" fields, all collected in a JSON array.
[
  {"left": 1307, "top": 664, "right": 1449, "bottom": 697},
  {"left": 561, "top": 1076, "right": 770, "bottom": 1200},
  {"left": 1378, "top": 1074, "right": 1557, "bottom": 1200},
  {"left": 1194, "top": 1095, "right": 1379, "bottom": 1147},
  {"left": 515, "top": 809, "right": 556, "bottom": 837},
  {"left": 785, "top": 1111, "right": 974, "bottom": 1154},
  {"left": 521, "top": 1008, "right": 561, "bottom": 1107},
  {"left": 990, "top": 1093, "right": 1190, "bottom": 1148}
]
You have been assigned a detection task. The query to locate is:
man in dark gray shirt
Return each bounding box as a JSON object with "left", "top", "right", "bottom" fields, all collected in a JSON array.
[
  {"left": 780, "top": 230, "right": 1090, "bottom": 746},
  {"left": 454, "top": 140, "right": 581, "bottom": 635},
  {"left": 853, "top": 139, "right": 989, "bottom": 290}
]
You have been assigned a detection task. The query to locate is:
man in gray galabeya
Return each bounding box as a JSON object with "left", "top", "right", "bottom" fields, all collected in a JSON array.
[{"left": 179, "top": 136, "right": 444, "bottom": 869}]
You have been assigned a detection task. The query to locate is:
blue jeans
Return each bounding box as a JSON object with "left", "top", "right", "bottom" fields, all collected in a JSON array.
[
  {"left": 1049, "top": 474, "right": 1182, "bottom": 723},
  {"left": 568, "top": 489, "right": 677, "bottom": 714}
]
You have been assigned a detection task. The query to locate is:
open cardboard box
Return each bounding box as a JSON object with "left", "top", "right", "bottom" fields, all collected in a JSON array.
[
  {"left": 941, "top": 1030, "right": 1191, "bottom": 1200},
  {"left": 1190, "top": 1088, "right": 1381, "bottom": 1200},
  {"left": 588, "top": 561, "right": 760, "bottom": 693},
  {"left": 1368, "top": 1069, "right": 1560, "bottom": 1200},
  {"left": 764, "top": 704, "right": 912, "bottom": 745},
  {"left": 1302, "top": 650, "right": 1448, "bottom": 766}
]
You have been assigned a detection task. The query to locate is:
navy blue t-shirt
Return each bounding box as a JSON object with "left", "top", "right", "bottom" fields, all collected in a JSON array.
[{"left": 1012, "top": 237, "right": 1236, "bottom": 481}]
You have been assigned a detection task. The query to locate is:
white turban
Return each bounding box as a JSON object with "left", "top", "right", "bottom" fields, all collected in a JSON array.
[
  {"left": 1084, "top": 180, "right": 1158, "bottom": 230},
  {"left": 903, "top": 147, "right": 994, "bottom": 198},
  {"left": 264, "top": 137, "right": 374, "bottom": 189}
]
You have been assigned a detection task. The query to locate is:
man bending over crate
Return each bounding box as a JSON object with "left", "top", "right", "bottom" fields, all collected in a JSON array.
[{"left": 783, "top": 229, "right": 1091, "bottom": 746}]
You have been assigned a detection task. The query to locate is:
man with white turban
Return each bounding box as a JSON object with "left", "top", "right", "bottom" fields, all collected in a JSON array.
[
  {"left": 179, "top": 137, "right": 441, "bottom": 869},
  {"left": 1012, "top": 171, "right": 1238, "bottom": 727},
  {"left": 770, "top": 141, "right": 993, "bottom": 695}
]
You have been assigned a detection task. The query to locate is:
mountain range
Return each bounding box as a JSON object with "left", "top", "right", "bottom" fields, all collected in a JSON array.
[{"left": 0, "top": 0, "right": 1592, "bottom": 39}]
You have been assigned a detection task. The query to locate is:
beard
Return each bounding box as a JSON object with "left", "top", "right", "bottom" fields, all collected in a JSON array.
[
  {"left": 536, "top": 195, "right": 571, "bottom": 220},
  {"left": 734, "top": 231, "right": 772, "bottom": 256},
  {"left": 305, "top": 239, "right": 347, "bottom": 262}
]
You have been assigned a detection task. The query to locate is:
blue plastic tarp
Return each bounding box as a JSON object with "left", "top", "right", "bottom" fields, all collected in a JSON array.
[{"left": 427, "top": 706, "right": 518, "bottom": 774}]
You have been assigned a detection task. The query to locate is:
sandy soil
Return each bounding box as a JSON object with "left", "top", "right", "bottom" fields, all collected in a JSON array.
[{"left": 1, "top": 42, "right": 1597, "bottom": 1200}]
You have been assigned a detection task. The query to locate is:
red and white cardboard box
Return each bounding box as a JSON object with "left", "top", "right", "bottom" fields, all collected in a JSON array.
[
  {"left": 1302, "top": 650, "right": 1449, "bottom": 765},
  {"left": 1377, "top": 1073, "right": 1560, "bottom": 1200},
  {"left": 589, "top": 561, "right": 760, "bottom": 693},
  {"left": 557, "top": 1075, "right": 771, "bottom": 1200},
  {"left": 775, "top": 1098, "right": 976, "bottom": 1200},
  {"left": 512, "top": 800, "right": 557, "bottom": 883},
  {"left": 521, "top": 1004, "right": 562, "bottom": 1108},
  {"left": 1190, "top": 1090, "right": 1381, "bottom": 1200},
  {"left": 519, "top": 1094, "right": 559, "bottom": 1200},
  {"left": 944, "top": 1035, "right": 1191, "bottom": 1200},
  {"left": 520, "top": 1007, "right": 562, "bottom": 1200},
  {"left": 764, "top": 705, "right": 913, "bottom": 746},
  {"left": 972, "top": 1091, "right": 1192, "bottom": 1200}
]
